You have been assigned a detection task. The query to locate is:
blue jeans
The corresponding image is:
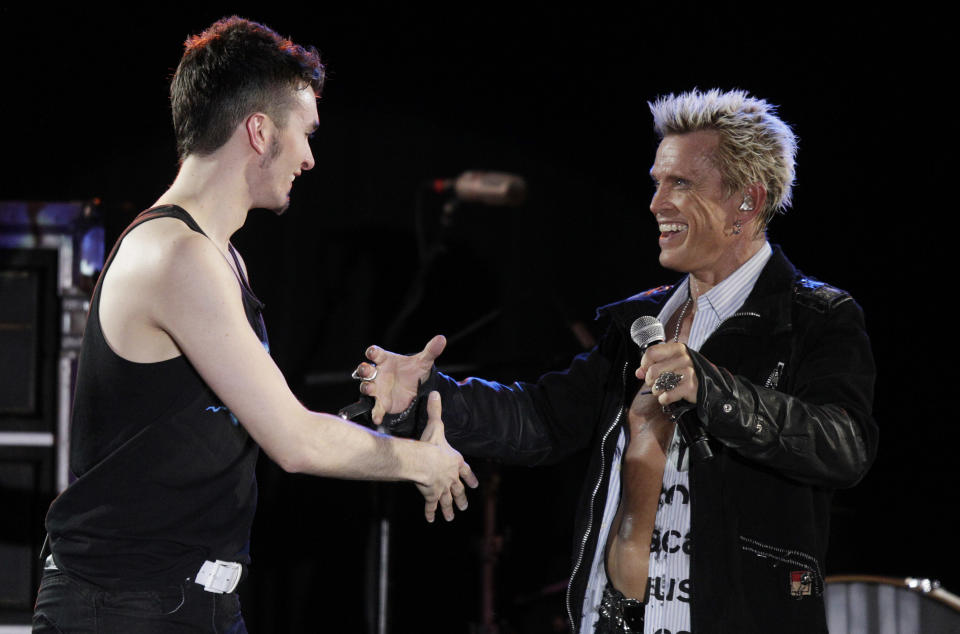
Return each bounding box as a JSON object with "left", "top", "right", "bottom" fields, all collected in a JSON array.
[{"left": 32, "top": 568, "right": 247, "bottom": 633}]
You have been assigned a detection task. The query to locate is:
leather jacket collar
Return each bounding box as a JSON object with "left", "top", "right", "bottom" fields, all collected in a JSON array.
[{"left": 595, "top": 245, "right": 797, "bottom": 340}]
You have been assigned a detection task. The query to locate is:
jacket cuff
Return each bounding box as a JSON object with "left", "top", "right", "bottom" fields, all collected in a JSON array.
[
  {"left": 379, "top": 366, "right": 438, "bottom": 437},
  {"left": 689, "top": 347, "right": 767, "bottom": 443}
]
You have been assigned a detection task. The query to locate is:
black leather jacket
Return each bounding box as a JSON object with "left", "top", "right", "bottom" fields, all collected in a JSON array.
[{"left": 403, "top": 247, "right": 877, "bottom": 633}]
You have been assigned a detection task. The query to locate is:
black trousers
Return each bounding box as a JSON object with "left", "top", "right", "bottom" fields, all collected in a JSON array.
[{"left": 32, "top": 568, "right": 246, "bottom": 633}]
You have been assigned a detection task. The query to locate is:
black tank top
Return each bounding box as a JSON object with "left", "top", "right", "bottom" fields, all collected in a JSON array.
[{"left": 45, "top": 205, "right": 266, "bottom": 590}]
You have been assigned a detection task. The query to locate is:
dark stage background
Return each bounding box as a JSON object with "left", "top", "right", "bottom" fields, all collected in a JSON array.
[{"left": 3, "top": 5, "right": 952, "bottom": 632}]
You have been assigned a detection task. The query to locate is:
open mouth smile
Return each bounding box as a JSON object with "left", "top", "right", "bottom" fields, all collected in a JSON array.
[
  {"left": 659, "top": 222, "right": 688, "bottom": 243},
  {"left": 659, "top": 222, "right": 688, "bottom": 234}
]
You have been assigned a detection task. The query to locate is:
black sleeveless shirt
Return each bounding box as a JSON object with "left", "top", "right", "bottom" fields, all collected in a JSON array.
[{"left": 45, "top": 206, "right": 266, "bottom": 590}]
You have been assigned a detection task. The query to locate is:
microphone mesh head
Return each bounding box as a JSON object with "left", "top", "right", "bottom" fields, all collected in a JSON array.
[{"left": 630, "top": 316, "right": 664, "bottom": 349}]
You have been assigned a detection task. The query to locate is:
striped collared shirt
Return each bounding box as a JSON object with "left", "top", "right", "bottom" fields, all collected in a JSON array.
[{"left": 580, "top": 242, "right": 772, "bottom": 633}]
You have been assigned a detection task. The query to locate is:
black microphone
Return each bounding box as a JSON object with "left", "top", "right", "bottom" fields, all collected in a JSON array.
[
  {"left": 338, "top": 396, "right": 374, "bottom": 421},
  {"left": 630, "top": 316, "right": 713, "bottom": 463}
]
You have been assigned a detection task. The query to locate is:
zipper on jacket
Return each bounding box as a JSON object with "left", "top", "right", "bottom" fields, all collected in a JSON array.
[
  {"left": 714, "top": 311, "right": 762, "bottom": 333},
  {"left": 697, "top": 311, "right": 763, "bottom": 352},
  {"left": 565, "top": 360, "right": 630, "bottom": 633},
  {"left": 739, "top": 535, "right": 824, "bottom": 596},
  {"left": 565, "top": 311, "right": 763, "bottom": 629},
  {"left": 764, "top": 361, "right": 785, "bottom": 389}
]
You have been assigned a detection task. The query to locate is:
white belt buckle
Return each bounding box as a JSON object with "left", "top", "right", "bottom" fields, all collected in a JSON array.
[{"left": 195, "top": 559, "right": 242, "bottom": 594}]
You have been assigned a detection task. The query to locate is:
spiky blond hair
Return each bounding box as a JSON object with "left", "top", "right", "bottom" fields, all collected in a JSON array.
[{"left": 649, "top": 88, "right": 797, "bottom": 230}]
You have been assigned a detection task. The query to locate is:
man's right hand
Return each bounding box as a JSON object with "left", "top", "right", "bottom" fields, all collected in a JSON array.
[
  {"left": 356, "top": 334, "right": 447, "bottom": 424},
  {"left": 416, "top": 391, "right": 478, "bottom": 522}
]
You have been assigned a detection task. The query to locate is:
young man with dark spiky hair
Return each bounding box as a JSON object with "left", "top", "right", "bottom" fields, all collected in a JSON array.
[{"left": 33, "top": 17, "right": 477, "bottom": 632}]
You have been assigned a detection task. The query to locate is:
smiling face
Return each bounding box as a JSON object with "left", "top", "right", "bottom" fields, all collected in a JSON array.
[
  {"left": 649, "top": 130, "right": 752, "bottom": 286},
  {"left": 257, "top": 88, "right": 319, "bottom": 214}
]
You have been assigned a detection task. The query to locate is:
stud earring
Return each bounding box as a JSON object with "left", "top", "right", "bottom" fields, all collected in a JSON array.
[
  {"left": 739, "top": 197, "right": 753, "bottom": 212},
  {"left": 732, "top": 219, "right": 743, "bottom": 235}
]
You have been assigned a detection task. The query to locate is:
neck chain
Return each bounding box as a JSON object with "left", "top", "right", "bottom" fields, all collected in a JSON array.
[{"left": 674, "top": 294, "right": 692, "bottom": 343}]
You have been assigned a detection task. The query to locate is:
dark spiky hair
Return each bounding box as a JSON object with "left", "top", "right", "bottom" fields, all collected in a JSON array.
[{"left": 170, "top": 16, "right": 324, "bottom": 160}]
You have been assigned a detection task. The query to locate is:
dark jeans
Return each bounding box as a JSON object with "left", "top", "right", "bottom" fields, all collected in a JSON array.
[{"left": 32, "top": 568, "right": 247, "bottom": 633}]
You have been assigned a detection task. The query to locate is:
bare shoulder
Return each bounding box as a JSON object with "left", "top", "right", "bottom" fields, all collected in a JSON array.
[
  {"left": 122, "top": 216, "right": 209, "bottom": 263},
  {"left": 99, "top": 218, "right": 237, "bottom": 362},
  {"left": 108, "top": 220, "right": 228, "bottom": 306}
]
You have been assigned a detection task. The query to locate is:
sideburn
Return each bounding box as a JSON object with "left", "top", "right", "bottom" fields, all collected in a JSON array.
[{"left": 259, "top": 134, "right": 282, "bottom": 168}]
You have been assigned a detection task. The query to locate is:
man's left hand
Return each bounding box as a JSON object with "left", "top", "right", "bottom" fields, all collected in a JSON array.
[{"left": 637, "top": 342, "right": 698, "bottom": 407}]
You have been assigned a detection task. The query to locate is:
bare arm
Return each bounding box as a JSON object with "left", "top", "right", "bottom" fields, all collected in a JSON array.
[{"left": 148, "top": 233, "right": 476, "bottom": 519}]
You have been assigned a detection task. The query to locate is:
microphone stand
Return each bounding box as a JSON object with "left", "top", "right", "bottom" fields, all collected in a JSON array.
[
  {"left": 366, "top": 182, "right": 454, "bottom": 634},
  {"left": 381, "top": 183, "right": 453, "bottom": 347},
  {"left": 363, "top": 177, "right": 521, "bottom": 633},
  {"left": 477, "top": 468, "right": 503, "bottom": 634}
]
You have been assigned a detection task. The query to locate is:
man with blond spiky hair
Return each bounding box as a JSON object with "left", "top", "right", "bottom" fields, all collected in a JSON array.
[{"left": 358, "top": 88, "right": 877, "bottom": 632}]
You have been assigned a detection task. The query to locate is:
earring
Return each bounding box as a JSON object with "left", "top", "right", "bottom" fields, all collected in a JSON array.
[
  {"left": 739, "top": 197, "right": 753, "bottom": 212},
  {"left": 732, "top": 219, "right": 742, "bottom": 235}
]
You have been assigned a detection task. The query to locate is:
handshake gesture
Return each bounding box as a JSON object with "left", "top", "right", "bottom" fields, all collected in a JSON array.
[
  {"left": 354, "top": 336, "right": 477, "bottom": 522},
  {"left": 416, "top": 391, "right": 478, "bottom": 522}
]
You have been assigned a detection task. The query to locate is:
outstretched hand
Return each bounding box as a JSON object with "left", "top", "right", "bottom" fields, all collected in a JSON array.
[
  {"left": 416, "top": 391, "right": 478, "bottom": 522},
  {"left": 356, "top": 335, "right": 447, "bottom": 424}
]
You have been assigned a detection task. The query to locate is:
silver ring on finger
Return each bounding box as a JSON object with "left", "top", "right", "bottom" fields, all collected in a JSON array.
[
  {"left": 654, "top": 370, "right": 683, "bottom": 392},
  {"left": 351, "top": 365, "right": 378, "bottom": 382}
]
